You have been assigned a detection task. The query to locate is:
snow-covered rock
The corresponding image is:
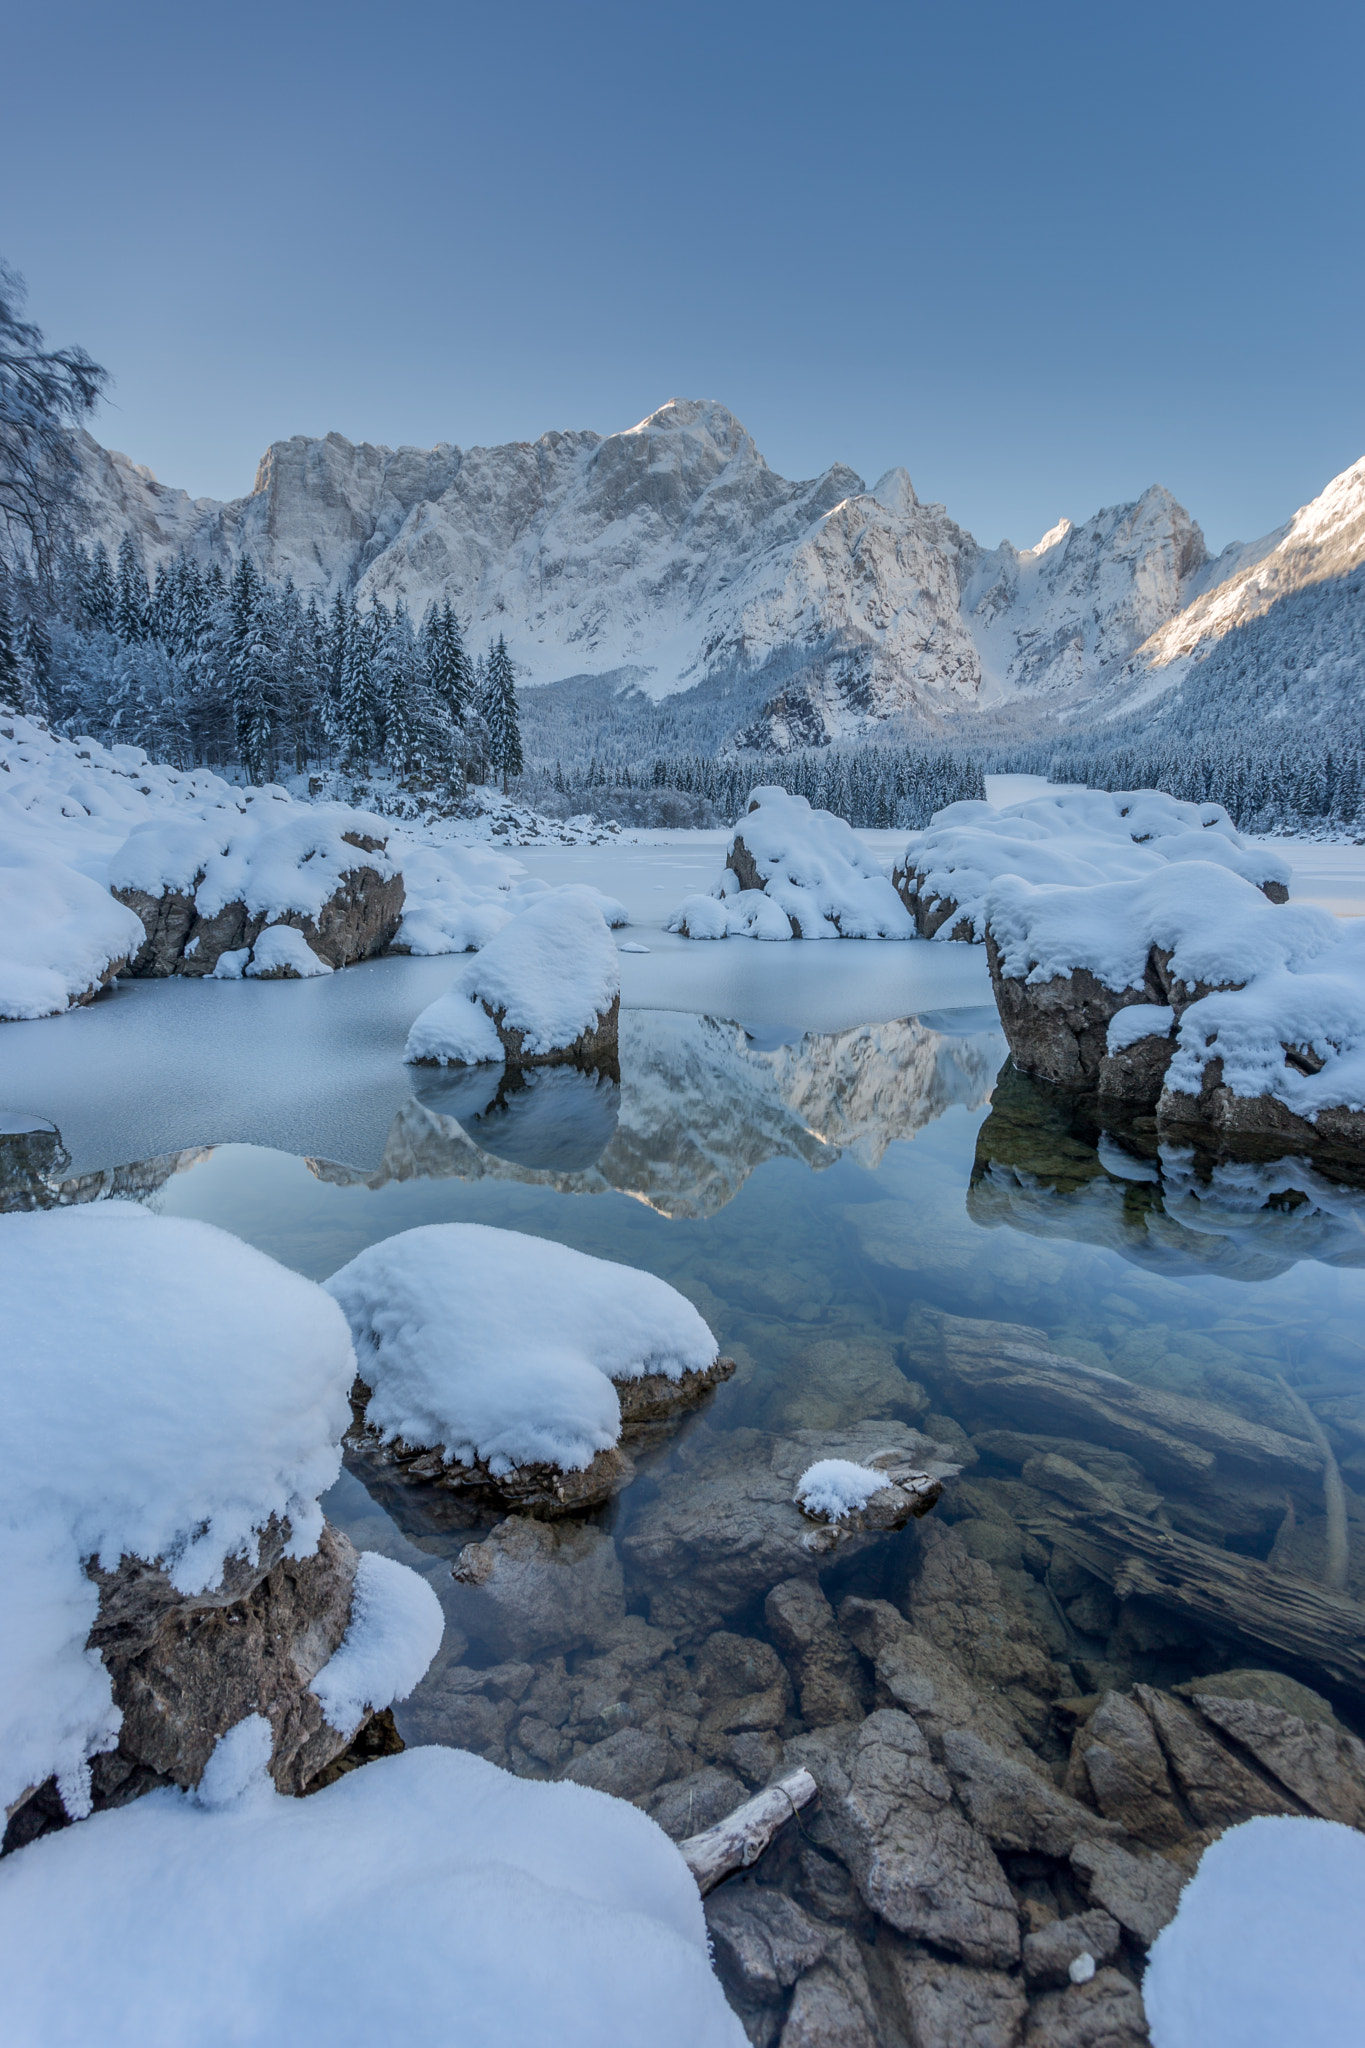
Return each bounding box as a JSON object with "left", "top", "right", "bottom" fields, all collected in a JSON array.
[
  {"left": 1143, "top": 1815, "right": 1365, "bottom": 2048},
  {"left": 110, "top": 803, "right": 404, "bottom": 977},
  {"left": 0, "top": 842, "right": 145, "bottom": 1019},
  {"left": 670, "top": 787, "right": 914, "bottom": 941},
  {"left": 0, "top": 1204, "right": 439, "bottom": 1836},
  {"left": 894, "top": 787, "right": 1290, "bottom": 942},
  {"left": 404, "top": 890, "right": 621, "bottom": 1067},
  {"left": 326, "top": 1222, "right": 728, "bottom": 1514},
  {"left": 0, "top": 1735, "right": 745, "bottom": 2048}
]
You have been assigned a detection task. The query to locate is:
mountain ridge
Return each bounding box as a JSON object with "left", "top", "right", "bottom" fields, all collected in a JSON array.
[{"left": 70, "top": 399, "right": 1365, "bottom": 755}]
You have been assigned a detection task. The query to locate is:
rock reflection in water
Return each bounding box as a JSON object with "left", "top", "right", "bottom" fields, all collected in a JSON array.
[
  {"left": 410, "top": 1061, "right": 622, "bottom": 1173},
  {"left": 970, "top": 1061, "right": 1365, "bottom": 1279},
  {"left": 313, "top": 1009, "right": 1004, "bottom": 1219},
  {"left": 0, "top": 1114, "right": 209, "bottom": 1214}
]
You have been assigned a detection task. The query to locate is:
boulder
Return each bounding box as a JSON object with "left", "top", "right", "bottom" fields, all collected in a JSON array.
[
  {"left": 115, "top": 828, "right": 403, "bottom": 978},
  {"left": 889, "top": 1950, "right": 1030, "bottom": 2048},
  {"left": 1021, "top": 1910, "right": 1122, "bottom": 1989},
  {"left": 450, "top": 1515, "right": 625, "bottom": 1660},
  {"left": 1023, "top": 1969, "right": 1151, "bottom": 2048},
  {"left": 4, "top": 1518, "right": 377, "bottom": 1853}
]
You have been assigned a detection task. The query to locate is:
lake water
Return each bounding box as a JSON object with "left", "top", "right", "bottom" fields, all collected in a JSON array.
[{"left": 6, "top": 941, "right": 1365, "bottom": 2036}]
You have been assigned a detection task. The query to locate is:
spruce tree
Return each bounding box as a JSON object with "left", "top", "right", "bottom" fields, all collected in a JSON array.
[
  {"left": 482, "top": 633, "right": 522, "bottom": 793},
  {"left": 0, "top": 583, "right": 22, "bottom": 706},
  {"left": 86, "top": 540, "right": 116, "bottom": 630},
  {"left": 114, "top": 533, "right": 150, "bottom": 642},
  {"left": 340, "top": 602, "right": 381, "bottom": 766}
]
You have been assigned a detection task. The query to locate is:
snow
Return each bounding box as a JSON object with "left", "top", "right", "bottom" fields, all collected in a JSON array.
[
  {"left": 672, "top": 788, "right": 915, "bottom": 941},
  {"left": 244, "top": 924, "right": 332, "bottom": 978},
  {"left": 110, "top": 801, "right": 398, "bottom": 923},
  {"left": 310, "top": 1551, "right": 444, "bottom": 1739},
  {"left": 405, "top": 890, "right": 620, "bottom": 1064},
  {"left": 902, "top": 786, "right": 1291, "bottom": 944},
  {"left": 0, "top": 1203, "right": 364, "bottom": 1814},
  {"left": 794, "top": 1458, "right": 889, "bottom": 1521},
  {"left": 1143, "top": 1816, "right": 1365, "bottom": 2048},
  {"left": 1107, "top": 1004, "right": 1175, "bottom": 1052},
  {"left": 0, "top": 1739, "right": 745, "bottom": 2048},
  {"left": 324, "top": 1222, "right": 718, "bottom": 1474},
  {"left": 0, "top": 841, "right": 144, "bottom": 1020}
]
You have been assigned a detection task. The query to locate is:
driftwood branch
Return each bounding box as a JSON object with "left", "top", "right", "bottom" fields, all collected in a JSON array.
[
  {"left": 1038, "top": 1501, "right": 1365, "bottom": 1698},
  {"left": 679, "top": 1767, "right": 818, "bottom": 1895}
]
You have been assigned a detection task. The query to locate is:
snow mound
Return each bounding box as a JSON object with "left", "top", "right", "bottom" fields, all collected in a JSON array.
[
  {"left": 310, "top": 1551, "right": 444, "bottom": 1739},
  {"left": 324, "top": 1222, "right": 719, "bottom": 1474},
  {"left": 671, "top": 787, "right": 914, "bottom": 941},
  {"left": 0, "top": 1740, "right": 745, "bottom": 2048},
  {"left": 0, "top": 1205, "right": 357, "bottom": 1814},
  {"left": 900, "top": 786, "right": 1290, "bottom": 942},
  {"left": 244, "top": 924, "right": 333, "bottom": 978},
  {"left": 794, "top": 1459, "right": 889, "bottom": 1521},
  {"left": 1143, "top": 1816, "right": 1365, "bottom": 2048},
  {"left": 404, "top": 891, "right": 620, "bottom": 1066},
  {"left": 0, "top": 842, "right": 144, "bottom": 1019},
  {"left": 987, "top": 862, "right": 1365, "bottom": 1122},
  {"left": 109, "top": 801, "right": 396, "bottom": 922}
]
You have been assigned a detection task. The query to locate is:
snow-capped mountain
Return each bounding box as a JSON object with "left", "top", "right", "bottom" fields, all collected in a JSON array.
[{"left": 72, "top": 403, "right": 1365, "bottom": 753}]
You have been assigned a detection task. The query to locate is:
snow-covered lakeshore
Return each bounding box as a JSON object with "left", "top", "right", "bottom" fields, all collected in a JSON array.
[{"left": 8, "top": 744, "right": 1365, "bottom": 2047}]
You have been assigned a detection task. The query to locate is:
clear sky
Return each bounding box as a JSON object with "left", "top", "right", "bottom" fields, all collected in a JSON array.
[{"left": 5, "top": 0, "right": 1362, "bottom": 552}]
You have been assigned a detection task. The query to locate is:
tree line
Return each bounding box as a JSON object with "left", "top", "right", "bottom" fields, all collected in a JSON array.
[{"left": 0, "top": 532, "right": 526, "bottom": 793}]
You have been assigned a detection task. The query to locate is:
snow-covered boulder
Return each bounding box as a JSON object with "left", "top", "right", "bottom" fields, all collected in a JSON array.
[
  {"left": 326, "top": 1222, "right": 734, "bottom": 1514},
  {"left": 0, "top": 1731, "right": 745, "bottom": 2048},
  {"left": 1144, "top": 1815, "right": 1365, "bottom": 2048},
  {"left": 670, "top": 787, "right": 915, "bottom": 941},
  {"left": 893, "top": 787, "right": 1290, "bottom": 941},
  {"left": 109, "top": 801, "right": 405, "bottom": 978},
  {"left": 980, "top": 858, "right": 1365, "bottom": 1157},
  {"left": 0, "top": 843, "right": 145, "bottom": 1020},
  {"left": 0, "top": 1205, "right": 440, "bottom": 1847},
  {"left": 404, "top": 890, "right": 621, "bottom": 1070}
]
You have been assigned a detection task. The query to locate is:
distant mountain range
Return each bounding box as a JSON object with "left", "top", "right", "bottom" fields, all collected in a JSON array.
[{"left": 74, "top": 399, "right": 1365, "bottom": 755}]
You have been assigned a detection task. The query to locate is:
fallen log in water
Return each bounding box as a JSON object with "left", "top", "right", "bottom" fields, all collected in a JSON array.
[
  {"left": 1035, "top": 1501, "right": 1365, "bottom": 1700},
  {"left": 678, "top": 1767, "right": 818, "bottom": 1895}
]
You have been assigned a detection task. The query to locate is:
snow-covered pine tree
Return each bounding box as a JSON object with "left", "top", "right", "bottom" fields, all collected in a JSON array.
[
  {"left": 17, "top": 597, "right": 52, "bottom": 714},
  {"left": 340, "top": 600, "right": 382, "bottom": 766},
  {"left": 0, "top": 582, "right": 22, "bottom": 706},
  {"left": 114, "top": 533, "right": 150, "bottom": 642},
  {"left": 85, "top": 540, "right": 116, "bottom": 630},
  {"left": 482, "top": 633, "right": 522, "bottom": 793},
  {"left": 379, "top": 600, "right": 421, "bottom": 784}
]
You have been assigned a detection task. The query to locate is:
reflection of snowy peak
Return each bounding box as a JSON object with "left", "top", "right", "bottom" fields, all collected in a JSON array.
[
  {"left": 310, "top": 1010, "right": 1002, "bottom": 1218},
  {"left": 74, "top": 406, "right": 1365, "bottom": 751}
]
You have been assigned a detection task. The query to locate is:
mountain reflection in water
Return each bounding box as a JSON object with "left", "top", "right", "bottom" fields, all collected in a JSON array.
[{"left": 309, "top": 1010, "right": 1005, "bottom": 1218}]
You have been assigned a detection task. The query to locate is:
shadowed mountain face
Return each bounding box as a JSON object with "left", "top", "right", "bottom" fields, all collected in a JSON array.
[
  {"left": 74, "top": 401, "right": 1363, "bottom": 752},
  {"left": 970, "top": 1062, "right": 1365, "bottom": 1281}
]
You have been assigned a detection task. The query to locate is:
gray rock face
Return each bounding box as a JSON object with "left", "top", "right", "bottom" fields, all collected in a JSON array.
[
  {"left": 1022, "top": 1911, "right": 1122, "bottom": 1989},
  {"left": 451, "top": 1515, "right": 625, "bottom": 1659},
  {"left": 890, "top": 1949, "right": 1030, "bottom": 2048},
  {"left": 810, "top": 1711, "right": 1022, "bottom": 1966},
  {"left": 1023, "top": 1969, "right": 1151, "bottom": 2048},
  {"left": 5, "top": 1518, "right": 373, "bottom": 1853},
  {"left": 116, "top": 853, "right": 404, "bottom": 978},
  {"left": 558, "top": 1725, "right": 676, "bottom": 1800},
  {"left": 620, "top": 1421, "right": 954, "bottom": 1633}
]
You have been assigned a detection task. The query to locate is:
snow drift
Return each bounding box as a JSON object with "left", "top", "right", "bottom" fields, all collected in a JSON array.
[
  {"left": 671, "top": 787, "right": 914, "bottom": 941},
  {"left": 404, "top": 890, "right": 621, "bottom": 1066},
  {"left": 324, "top": 1221, "right": 720, "bottom": 1475}
]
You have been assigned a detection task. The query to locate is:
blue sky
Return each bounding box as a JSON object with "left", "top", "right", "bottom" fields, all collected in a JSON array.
[{"left": 5, "top": 0, "right": 1362, "bottom": 551}]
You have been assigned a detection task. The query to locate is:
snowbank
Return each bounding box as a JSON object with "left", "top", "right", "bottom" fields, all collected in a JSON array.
[
  {"left": 0, "top": 1736, "right": 745, "bottom": 2048},
  {"left": 310, "top": 1552, "right": 444, "bottom": 1739},
  {"left": 325, "top": 1222, "right": 719, "bottom": 1474},
  {"left": 244, "top": 924, "right": 332, "bottom": 978},
  {"left": 0, "top": 1204, "right": 369, "bottom": 1815},
  {"left": 897, "top": 787, "right": 1290, "bottom": 942},
  {"left": 109, "top": 801, "right": 397, "bottom": 923},
  {"left": 1, "top": 716, "right": 630, "bottom": 1005},
  {"left": 794, "top": 1459, "right": 889, "bottom": 1522},
  {"left": 670, "top": 787, "right": 914, "bottom": 940},
  {"left": 404, "top": 891, "right": 620, "bottom": 1067},
  {"left": 1143, "top": 1816, "right": 1365, "bottom": 2048},
  {"left": 0, "top": 842, "right": 145, "bottom": 1019}
]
